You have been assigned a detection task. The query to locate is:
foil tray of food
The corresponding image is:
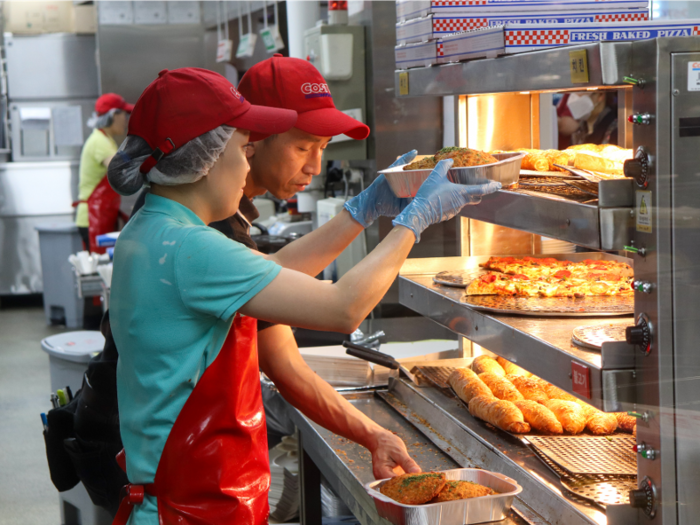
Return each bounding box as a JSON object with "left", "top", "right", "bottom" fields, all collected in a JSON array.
[
  {"left": 379, "top": 148, "right": 525, "bottom": 198},
  {"left": 365, "top": 468, "right": 522, "bottom": 525}
]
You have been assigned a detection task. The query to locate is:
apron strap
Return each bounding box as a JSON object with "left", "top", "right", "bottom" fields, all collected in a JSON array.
[{"left": 112, "top": 449, "right": 157, "bottom": 525}]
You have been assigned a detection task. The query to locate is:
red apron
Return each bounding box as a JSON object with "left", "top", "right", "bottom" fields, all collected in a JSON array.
[{"left": 113, "top": 314, "right": 270, "bottom": 525}]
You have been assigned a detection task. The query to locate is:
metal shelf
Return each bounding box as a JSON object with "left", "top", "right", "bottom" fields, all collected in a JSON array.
[
  {"left": 461, "top": 187, "right": 634, "bottom": 250},
  {"left": 395, "top": 41, "right": 632, "bottom": 97},
  {"left": 398, "top": 257, "right": 637, "bottom": 411}
]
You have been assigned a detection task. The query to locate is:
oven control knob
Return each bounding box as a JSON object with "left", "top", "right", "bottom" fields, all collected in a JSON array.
[
  {"left": 626, "top": 313, "right": 652, "bottom": 355},
  {"left": 624, "top": 146, "right": 651, "bottom": 189},
  {"left": 628, "top": 113, "right": 652, "bottom": 125},
  {"left": 633, "top": 281, "right": 654, "bottom": 294},
  {"left": 629, "top": 476, "right": 658, "bottom": 518}
]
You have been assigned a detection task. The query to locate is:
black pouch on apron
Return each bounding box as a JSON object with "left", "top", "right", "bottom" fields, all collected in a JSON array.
[{"left": 43, "top": 398, "right": 80, "bottom": 491}]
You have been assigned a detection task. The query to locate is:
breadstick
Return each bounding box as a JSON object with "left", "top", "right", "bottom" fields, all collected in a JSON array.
[
  {"left": 448, "top": 368, "right": 493, "bottom": 404},
  {"left": 471, "top": 355, "right": 506, "bottom": 377},
  {"left": 496, "top": 356, "right": 531, "bottom": 377},
  {"left": 514, "top": 400, "right": 563, "bottom": 435},
  {"left": 543, "top": 400, "right": 587, "bottom": 434},
  {"left": 468, "top": 395, "right": 530, "bottom": 434},
  {"left": 479, "top": 372, "right": 524, "bottom": 402},
  {"left": 507, "top": 375, "right": 549, "bottom": 404},
  {"left": 586, "top": 411, "right": 618, "bottom": 435}
]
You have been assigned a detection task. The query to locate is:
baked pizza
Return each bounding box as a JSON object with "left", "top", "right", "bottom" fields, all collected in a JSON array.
[{"left": 465, "top": 257, "right": 633, "bottom": 298}]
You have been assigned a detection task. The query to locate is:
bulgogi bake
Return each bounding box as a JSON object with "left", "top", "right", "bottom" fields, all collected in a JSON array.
[{"left": 403, "top": 147, "right": 498, "bottom": 171}]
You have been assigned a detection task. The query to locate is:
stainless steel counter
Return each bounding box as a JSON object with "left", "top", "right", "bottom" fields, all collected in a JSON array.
[{"left": 288, "top": 390, "right": 534, "bottom": 525}]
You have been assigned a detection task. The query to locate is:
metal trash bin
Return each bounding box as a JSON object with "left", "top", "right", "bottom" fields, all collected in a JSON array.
[
  {"left": 41, "top": 331, "right": 112, "bottom": 525},
  {"left": 35, "top": 223, "right": 85, "bottom": 328}
]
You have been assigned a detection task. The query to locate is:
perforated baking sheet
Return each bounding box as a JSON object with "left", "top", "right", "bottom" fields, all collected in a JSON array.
[
  {"left": 529, "top": 443, "right": 636, "bottom": 509},
  {"left": 461, "top": 294, "right": 634, "bottom": 317},
  {"left": 526, "top": 435, "right": 637, "bottom": 476},
  {"left": 413, "top": 365, "right": 456, "bottom": 390},
  {"left": 572, "top": 325, "right": 630, "bottom": 350}
]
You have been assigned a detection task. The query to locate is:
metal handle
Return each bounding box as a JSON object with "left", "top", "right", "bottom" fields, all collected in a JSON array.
[{"left": 343, "top": 341, "right": 399, "bottom": 370}]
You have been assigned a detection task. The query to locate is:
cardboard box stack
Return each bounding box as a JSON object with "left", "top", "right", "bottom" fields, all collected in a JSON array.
[
  {"left": 3, "top": 1, "right": 96, "bottom": 35},
  {"left": 395, "top": 0, "right": 651, "bottom": 68}
]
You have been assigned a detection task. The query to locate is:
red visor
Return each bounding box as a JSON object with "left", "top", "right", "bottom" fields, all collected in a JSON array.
[{"left": 238, "top": 54, "right": 369, "bottom": 140}]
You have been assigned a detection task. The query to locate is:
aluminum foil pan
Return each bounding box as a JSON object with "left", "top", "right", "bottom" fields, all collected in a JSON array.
[
  {"left": 380, "top": 152, "right": 526, "bottom": 198},
  {"left": 365, "top": 468, "right": 522, "bottom": 525}
]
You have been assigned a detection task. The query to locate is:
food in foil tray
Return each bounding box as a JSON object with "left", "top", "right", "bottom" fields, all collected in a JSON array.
[
  {"left": 430, "top": 480, "right": 496, "bottom": 502},
  {"left": 379, "top": 472, "right": 447, "bottom": 504},
  {"left": 403, "top": 146, "right": 498, "bottom": 171}
]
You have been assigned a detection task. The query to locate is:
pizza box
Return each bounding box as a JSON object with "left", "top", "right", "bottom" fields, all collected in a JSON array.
[
  {"left": 396, "top": 0, "right": 649, "bottom": 21},
  {"left": 504, "top": 18, "right": 700, "bottom": 53},
  {"left": 395, "top": 40, "right": 438, "bottom": 69},
  {"left": 396, "top": 8, "right": 648, "bottom": 44},
  {"left": 437, "top": 25, "right": 505, "bottom": 64}
]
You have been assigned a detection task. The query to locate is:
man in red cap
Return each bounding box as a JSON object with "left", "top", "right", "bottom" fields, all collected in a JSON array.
[{"left": 75, "top": 93, "right": 134, "bottom": 251}]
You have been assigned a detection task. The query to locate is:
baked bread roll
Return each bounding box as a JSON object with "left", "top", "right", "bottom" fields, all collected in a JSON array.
[
  {"left": 543, "top": 400, "right": 587, "bottom": 434},
  {"left": 448, "top": 368, "right": 493, "bottom": 404},
  {"left": 586, "top": 410, "right": 618, "bottom": 435},
  {"left": 514, "top": 400, "right": 563, "bottom": 435},
  {"left": 542, "top": 382, "right": 579, "bottom": 402},
  {"left": 479, "top": 372, "right": 524, "bottom": 402},
  {"left": 574, "top": 400, "right": 598, "bottom": 422},
  {"left": 507, "top": 375, "right": 549, "bottom": 404},
  {"left": 517, "top": 149, "right": 549, "bottom": 171},
  {"left": 573, "top": 152, "right": 624, "bottom": 176},
  {"left": 496, "top": 357, "right": 531, "bottom": 377},
  {"left": 543, "top": 149, "right": 574, "bottom": 171},
  {"left": 471, "top": 355, "right": 506, "bottom": 377},
  {"left": 468, "top": 395, "right": 530, "bottom": 434},
  {"left": 614, "top": 412, "right": 637, "bottom": 433}
]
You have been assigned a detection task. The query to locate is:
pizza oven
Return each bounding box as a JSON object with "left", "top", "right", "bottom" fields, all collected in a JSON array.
[{"left": 381, "top": 37, "right": 700, "bottom": 525}]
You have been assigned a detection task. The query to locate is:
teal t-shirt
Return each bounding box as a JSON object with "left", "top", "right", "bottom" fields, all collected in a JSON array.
[{"left": 110, "top": 194, "right": 281, "bottom": 524}]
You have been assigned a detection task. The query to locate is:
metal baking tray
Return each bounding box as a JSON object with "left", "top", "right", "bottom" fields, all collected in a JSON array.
[
  {"left": 461, "top": 294, "right": 634, "bottom": 317},
  {"left": 366, "top": 468, "right": 522, "bottom": 525},
  {"left": 380, "top": 152, "right": 526, "bottom": 198}
]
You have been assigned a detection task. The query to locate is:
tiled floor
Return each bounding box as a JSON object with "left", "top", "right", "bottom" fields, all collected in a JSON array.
[{"left": 0, "top": 306, "right": 68, "bottom": 525}]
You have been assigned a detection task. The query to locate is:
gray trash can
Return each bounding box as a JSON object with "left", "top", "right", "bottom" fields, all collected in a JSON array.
[
  {"left": 41, "top": 331, "right": 112, "bottom": 525},
  {"left": 35, "top": 222, "right": 85, "bottom": 328}
]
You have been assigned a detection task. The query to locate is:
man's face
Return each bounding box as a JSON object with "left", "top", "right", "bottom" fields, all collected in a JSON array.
[{"left": 246, "top": 127, "right": 332, "bottom": 200}]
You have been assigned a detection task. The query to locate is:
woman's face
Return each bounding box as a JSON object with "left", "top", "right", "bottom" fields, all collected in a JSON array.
[{"left": 206, "top": 129, "right": 251, "bottom": 221}]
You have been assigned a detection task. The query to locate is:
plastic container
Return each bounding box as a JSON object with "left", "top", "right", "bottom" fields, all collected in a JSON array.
[
  {"left": 41, "top": 331, "right": 111, "bottom": 525},
  {"left": 380, "top": 152, "right": 525, "bottom": 198},
  {"left": 365, "top": 468, "right": 522, "bottom": 525},
  {"left": 35, "top": 222, "right": 85, "bottom": 328}
]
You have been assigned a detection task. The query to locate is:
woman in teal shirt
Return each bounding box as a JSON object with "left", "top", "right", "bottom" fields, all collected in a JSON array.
[{"left": 107, "top": 67, "right": 499, "bottom": 525}]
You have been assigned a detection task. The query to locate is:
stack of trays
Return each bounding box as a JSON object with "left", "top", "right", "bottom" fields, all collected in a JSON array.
[
  {"left": 394, "top": 0, "right": 651, "bottom": 68},
  {"left": 268, "top": 436, "right": 300, "bottom": 523},
  {"left": 300, "top": 346, "right": 391, "bottom": 387}
]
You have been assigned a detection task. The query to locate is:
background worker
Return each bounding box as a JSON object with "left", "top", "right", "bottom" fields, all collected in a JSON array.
[{"left": 74, "top": 93, "right": 133, "bottom": 252}]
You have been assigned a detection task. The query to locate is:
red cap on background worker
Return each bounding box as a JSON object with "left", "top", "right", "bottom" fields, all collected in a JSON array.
[{"left": 75, "top": 92, "right": 136, "bottom": 253}]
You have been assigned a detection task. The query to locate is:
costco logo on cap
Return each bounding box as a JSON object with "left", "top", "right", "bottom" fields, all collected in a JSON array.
[
  {"left": 230, "top": 86, "right": 245, "bottom": 103},
  {"left": 301, "top": 82, "right": 331, "bottom": 99}
]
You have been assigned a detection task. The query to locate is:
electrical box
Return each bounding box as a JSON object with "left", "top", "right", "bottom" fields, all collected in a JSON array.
[
  {"left": 304, "top": 24, "right": 366, "bottom": 160},
  {"left": 317, "top": 198, "right": 366, "bottom": 281}
]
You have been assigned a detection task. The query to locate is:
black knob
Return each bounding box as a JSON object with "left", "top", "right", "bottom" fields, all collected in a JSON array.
[
  {"left": 623, "top": 158, "right": 643, "bottom": 179},
  {"left": 624, "top": 147, "right": 650, "bottom": 188},
  {"left": 629, "top": 488, "right": 647, "bottom": 508},
  {"left": 626, "top": 326, "right": 646, "bottom": 345}
]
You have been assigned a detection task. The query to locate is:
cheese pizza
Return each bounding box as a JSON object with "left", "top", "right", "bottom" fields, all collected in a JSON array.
[{"left": 465, "top": 257, "right": 633, "bottom": 298}]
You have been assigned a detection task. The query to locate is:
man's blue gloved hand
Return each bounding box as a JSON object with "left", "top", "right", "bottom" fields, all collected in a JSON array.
[
  {"left": 343, "top": 150, "right": 417, "bottom": 228},
  {"left": 392, "top": 159, "right": 501, "bottom": 242}
]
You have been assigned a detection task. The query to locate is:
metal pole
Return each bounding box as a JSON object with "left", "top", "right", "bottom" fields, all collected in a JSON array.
[{"left": 285, "top": 1, "right": 320, "bottom": 59}]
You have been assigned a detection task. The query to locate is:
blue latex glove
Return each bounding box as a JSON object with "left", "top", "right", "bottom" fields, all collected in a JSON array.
[
  {"left": 392, "top": 159, "right": 501, "bottom": 242},
  {"left": 343, "top": 150, "right": 418, "bottom": 228}
]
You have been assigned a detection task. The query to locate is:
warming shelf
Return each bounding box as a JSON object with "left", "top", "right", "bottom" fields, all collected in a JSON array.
[
  {"left": 395, "top": 41, "right": 633, "bottom": 97},
  {"left": 398, "top": 257, "right": 638, "bottom": 411}
]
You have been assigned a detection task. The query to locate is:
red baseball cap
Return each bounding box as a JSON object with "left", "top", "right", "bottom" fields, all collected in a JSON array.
[
  {"left": 95, "top": 93, "right": 134, "bottom": 115},
  {"left": 128, "top": 68, "right": 298, "bottom": 174},
  {"left": 238, "top": 54, "right": 370, "bottom": 140}
]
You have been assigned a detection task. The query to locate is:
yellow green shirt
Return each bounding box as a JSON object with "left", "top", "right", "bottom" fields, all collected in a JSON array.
[{"left": 76, "top": 129, "right": 118, "bottom": 228}]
